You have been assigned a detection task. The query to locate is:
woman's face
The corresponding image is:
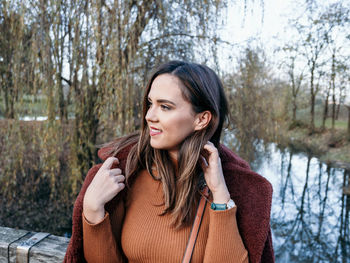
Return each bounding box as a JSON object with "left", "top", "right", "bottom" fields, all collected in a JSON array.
[{"left": 145, "top": 74, "right": 200, "bottom": 159}]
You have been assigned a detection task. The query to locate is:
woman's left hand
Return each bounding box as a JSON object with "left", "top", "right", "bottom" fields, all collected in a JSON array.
[{"left": 200, "top": 141, "right": 231, "bottom": 204}]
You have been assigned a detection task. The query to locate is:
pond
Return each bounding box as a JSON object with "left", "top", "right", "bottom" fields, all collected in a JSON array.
[{"left": 253, "top": 143, "right": 350, "bottom": 263}]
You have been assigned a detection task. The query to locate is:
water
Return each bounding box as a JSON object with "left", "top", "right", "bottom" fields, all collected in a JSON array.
[
  {"left": 0, "top": 115, "right": 74, "bottom": 121},
  {"left": 19, "top": 116, "right": 51, "bottom": 121},
  {"left": 255, "top": 143, "right": 350, "bottom": 263}
]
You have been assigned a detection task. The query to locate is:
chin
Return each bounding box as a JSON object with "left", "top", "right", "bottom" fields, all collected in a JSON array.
[
  {"left": 149, "top": 141, "right": 172, "bottom": 151},
  {"left": 149, "top": 141, "right": 163, "bottom": 150}
]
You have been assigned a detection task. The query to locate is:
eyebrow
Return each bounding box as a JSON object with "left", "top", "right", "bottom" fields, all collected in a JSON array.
[{"left": 148, "top": 97, "right": 176, "bottom": 106}]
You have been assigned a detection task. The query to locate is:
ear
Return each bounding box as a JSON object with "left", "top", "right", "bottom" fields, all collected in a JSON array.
[{"left": 194, "top": 111, "right": 212, "bottom": 131}]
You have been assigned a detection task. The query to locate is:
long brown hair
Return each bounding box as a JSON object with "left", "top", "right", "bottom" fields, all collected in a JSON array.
[{"left": 107, "top": 61, "right": 228, "bottom": 228}]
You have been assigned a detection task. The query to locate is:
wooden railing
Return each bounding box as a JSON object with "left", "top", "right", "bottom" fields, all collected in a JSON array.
[{"left": 0, "top": 226, "right": 69, "bottom": 262}]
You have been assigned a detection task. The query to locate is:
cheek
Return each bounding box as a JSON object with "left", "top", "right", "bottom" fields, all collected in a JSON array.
[{"left": 167, "top": 115, "right": 195, "bottom": 137}]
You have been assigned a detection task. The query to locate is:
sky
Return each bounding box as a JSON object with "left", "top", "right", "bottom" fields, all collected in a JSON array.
[
  {"left": 222, "top": 0, "right": 292, "bottom": 47},
  {"left": 220, "top": 0, "right": 350, "bottom": 60},
  {"left": 217, "top": 0, "right": 350, "bottom": 103},
  {"left": 217, "top": 0, "right": 296, "bottom": 76}
]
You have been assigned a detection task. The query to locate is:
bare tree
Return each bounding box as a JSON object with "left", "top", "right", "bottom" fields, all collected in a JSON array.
[
  {"left": 284, "top": 45, "right": 305, "bottom": 123},
  {"left": 224, "top": 47, "right": 278, "bottom": 162},
  {"left": 292, "top": 1, "right": 349, "bottom": 132}
]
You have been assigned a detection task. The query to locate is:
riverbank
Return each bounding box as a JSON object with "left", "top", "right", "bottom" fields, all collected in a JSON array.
[{"left": 277, "top": 125, "right": 350, "bottom": 170}]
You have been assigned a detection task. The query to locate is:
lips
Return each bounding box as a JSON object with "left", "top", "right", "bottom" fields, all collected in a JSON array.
[{"left": 149, "top": 126, "right": 162, "bottom": 136}]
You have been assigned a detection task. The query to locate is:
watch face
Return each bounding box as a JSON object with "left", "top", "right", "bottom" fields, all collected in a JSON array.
[{"left": 227, "top": 199, "right": 235, "bottom": 209}]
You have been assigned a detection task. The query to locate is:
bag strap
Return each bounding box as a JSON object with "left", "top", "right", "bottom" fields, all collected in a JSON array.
[{"left": 182, "top": 186, "right": 209, "bottom": 263}]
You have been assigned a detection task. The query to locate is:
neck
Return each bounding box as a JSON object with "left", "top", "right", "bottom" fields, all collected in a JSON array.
[
  {"left": 168, "top": 151, "right": 179, "bottom": 174},
  {"left": 168, "top": 150, "right": 178, "bottom": 162}
]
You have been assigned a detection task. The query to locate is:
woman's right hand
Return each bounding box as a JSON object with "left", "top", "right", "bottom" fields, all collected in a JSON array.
[{"left": 83, "top": 157, "right": 125, "bottom": 224}]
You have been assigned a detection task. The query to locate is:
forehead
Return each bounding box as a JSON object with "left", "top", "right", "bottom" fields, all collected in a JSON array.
[{"left": 148, "top": 74, "right": 186, "bottom": 100}]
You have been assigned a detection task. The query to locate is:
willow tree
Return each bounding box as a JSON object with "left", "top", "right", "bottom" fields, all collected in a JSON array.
[
  {"left": 20, "top": 0, "right": 228, "bottom": 188},
  {"left": 0, "top": 2, "right": 29, "bottom": 118},
  {"left": 1, "top": 0, "right": 267, "bottom": 234},
  {"left": 1, "top": 0, "right": 263, "bottom": 190}
]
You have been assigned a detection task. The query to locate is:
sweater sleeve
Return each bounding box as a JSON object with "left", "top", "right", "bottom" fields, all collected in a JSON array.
[
  {"left": 203, "top": 206, "right": 249, "bottom": 263},
  {"left": 64, "top": 164, "right": 103, "bottom": 263},
  {"left": 83, "top": 211, "right": 125, "bottom": 263}
]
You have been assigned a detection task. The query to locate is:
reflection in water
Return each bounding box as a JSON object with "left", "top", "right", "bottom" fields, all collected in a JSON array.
[
  {"left": 337, "top": 169, "right": 350, "bottom": 262},
  {"left": 253, "top": 144, "right": 350, "bottom": 263}
]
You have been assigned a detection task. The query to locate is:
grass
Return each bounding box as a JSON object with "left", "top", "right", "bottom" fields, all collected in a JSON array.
[
  {"left": 295, "top": 103, "right": 349, "bottom": 130},
  {"left": 18, "top": 94, "right": 48, "bottom": 116},
  {"left": 0, "top": 94, "right": 75, "bottom": 119},
  {"left": 0, "top": 94, "right": 48, "bottom": 117},
  {"left": 278, "top": 119, "right": 350, "bottom": 169},
  {"left": 276, "top": 103, "right": 350, "bottom": 168},
  {"left": 314, "top": 119, "right": 348, "bottom": 130}
]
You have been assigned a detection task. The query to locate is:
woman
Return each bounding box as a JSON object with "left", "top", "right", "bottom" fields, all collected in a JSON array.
[{"left": 64, "top": 61, "right": 274, "bottom": 263}]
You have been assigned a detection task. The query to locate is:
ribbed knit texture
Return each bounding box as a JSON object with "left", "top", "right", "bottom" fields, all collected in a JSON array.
[
  {"left": 64, "top": 143, "right": 275, "bottom": 263},
  {"left": 83, "top": 169, "right": 248, "bottom": 263}
]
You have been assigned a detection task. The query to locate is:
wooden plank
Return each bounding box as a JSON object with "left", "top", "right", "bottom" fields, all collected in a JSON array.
[
  {"left": 0, "top": 226, "right": 29, "bottom": 262},
  {"left": 0, "top": 226, "right": 70, "bottom": 263}
]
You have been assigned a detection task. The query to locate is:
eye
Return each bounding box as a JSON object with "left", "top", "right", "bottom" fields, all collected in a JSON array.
[
  {"left": 161, "top": 104, "right": 171, "bottom": 110},
  {"left": 147, "top": 99, "right": 152, "bottom": 107}
]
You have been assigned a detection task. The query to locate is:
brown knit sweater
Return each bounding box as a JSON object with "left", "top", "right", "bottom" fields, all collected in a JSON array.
[
  {"left": 64, "top": 144, "right": 274, "bottom": 263},
  {"left": 82, "top": 169, "right": 248, "bottom": 263}
]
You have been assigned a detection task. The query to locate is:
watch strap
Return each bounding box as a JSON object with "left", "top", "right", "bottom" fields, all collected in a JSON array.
[
  {"left": 210, "top": 202, "right": 227, "bottom": 210},
  {"left": 211, "top": 199, "right": 235, "bottom": 210}
]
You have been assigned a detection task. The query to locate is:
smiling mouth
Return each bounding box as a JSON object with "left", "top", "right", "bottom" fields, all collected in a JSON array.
[{"left": 149, "top": 127, "right": 162, "bottom": 136}]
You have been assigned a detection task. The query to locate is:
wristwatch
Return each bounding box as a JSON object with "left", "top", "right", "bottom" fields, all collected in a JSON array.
[{"left": 210, "top": 199, "right": 235, "bottom": 210}]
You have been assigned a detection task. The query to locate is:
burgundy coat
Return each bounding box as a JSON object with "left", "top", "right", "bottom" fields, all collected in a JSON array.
[{"left": 64, "top": 144, "right": 274, "bottom": 263}]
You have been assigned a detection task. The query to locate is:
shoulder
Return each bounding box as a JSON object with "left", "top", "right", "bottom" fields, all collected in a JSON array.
[
  {"left": 218, "top": 144, "right": 250, "bottom": 169},
  {"left": 218, "top": 144, "right": 273, "bottom": 263},
  {"left": 97, "top": 142, "right": 133, "bottom": 162},
  {"left": 218, "top": 144, "right": 273, "bottom": 200},
  {"left": 97, "top": 139, "right": 136, "bottom": 170}
]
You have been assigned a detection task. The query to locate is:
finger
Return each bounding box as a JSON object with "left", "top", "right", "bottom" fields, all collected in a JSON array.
[
  {"left": 102, "top": 157, "right": 119, "bottom": 169},
  {"left": 111, "top": 182, "right": 125, "bottom": 196},
  {"left": 117, "top": 182, "right": 125, "bottom": 191},
  {"left": 114, "top": 175, "right": 125, "bottom": 183},
  {"left": 203, "top": 142, "right": 218, "bottom": 156},
  {"left": 204, "top": 141, "right": 215, "bottom": 149},
  {"left": 199, "top": 155, "right": 208, "bottom": 169},
  {"left": 109, "top": 168, "right": 122, "bottom": 176}
]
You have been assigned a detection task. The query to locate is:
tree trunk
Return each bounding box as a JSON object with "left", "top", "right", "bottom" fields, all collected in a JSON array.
[
  {"left": 331, "top": 53, "right": 336, "bottom": 130},
  {"left": 4, "top": 83, "right": 10, "bottom": 118},
  {"left": 335, "top": 100, "right": 341, "bottom": 120},
  {"left": 311, "top": 92, "right": 315, "bottom": 131},
  {"left": 332, "top": 98, "right": 336, "bottom": 130},
  {"left": 322, "top": 93, "right": 329, "bottom": 129},
  {"left": 291, "top": 75, "right": 297, "bottom": 123},
  {"left": 347, "top": 106, "right": 350, "bottom": 140},
  {"left": 57, "top": 26, "right": 68, "bottom": 123},
  {"left": 310, "top": 63, "right": 315, "bottom": 132},
  {"left": 292, "top": 97, "right": 297, "bottom": 122},
  {"left": 57, "top": 73, "right": 67, "bottom": 122},
  {"left": 322, "top": 80, "right": 331, "bottom": 129},
  {"left": 4, "top": 68, "right": 15, "bottom": 119}
]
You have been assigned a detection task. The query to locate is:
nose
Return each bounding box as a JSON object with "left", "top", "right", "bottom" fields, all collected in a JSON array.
[{"left": 145, "top": 105, "right": 158, "bottom": 123}]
